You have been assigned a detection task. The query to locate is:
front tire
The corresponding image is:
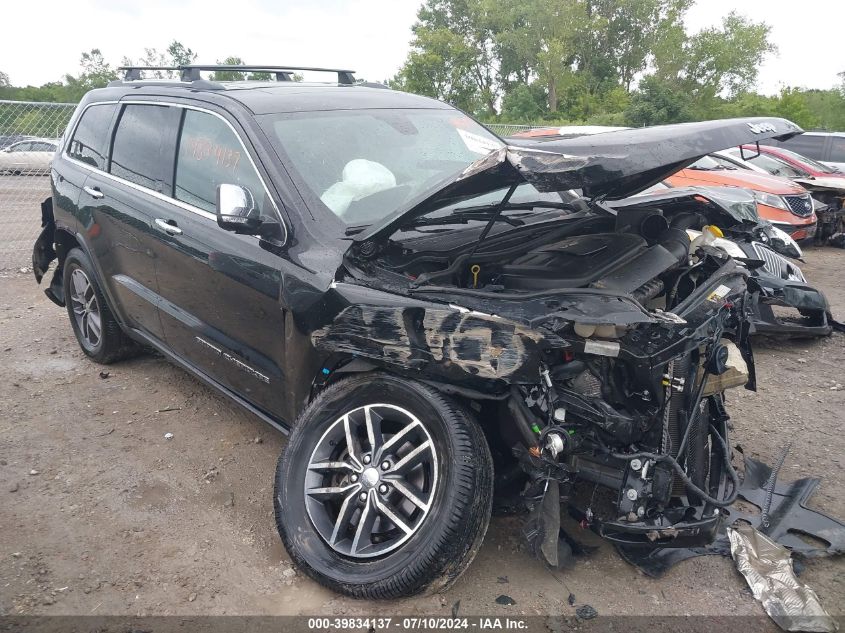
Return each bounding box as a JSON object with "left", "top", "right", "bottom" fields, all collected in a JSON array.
[
  {"left": 63, "top": 248, "right": 137, "bottom": 364},
  {"left": 274, "top": 373, "right": 493, "bottom": 599}
]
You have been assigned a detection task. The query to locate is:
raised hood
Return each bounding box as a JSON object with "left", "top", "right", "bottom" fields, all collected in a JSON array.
[{"left": 354, "top": 117, "right": 802, "bottom": 247}]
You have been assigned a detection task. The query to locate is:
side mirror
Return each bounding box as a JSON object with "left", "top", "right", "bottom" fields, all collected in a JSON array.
[{"left": 216, "top": 184, "right": 262, "bottom": 234}]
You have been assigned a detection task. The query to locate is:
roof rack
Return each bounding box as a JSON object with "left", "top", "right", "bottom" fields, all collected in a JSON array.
[{"left": 117, "top": 65, "right": 356, "bottom": 84}]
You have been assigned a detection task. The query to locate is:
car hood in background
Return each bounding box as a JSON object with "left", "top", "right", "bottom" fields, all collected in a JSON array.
[
  {"left": 792, "top": 175, "right": 845, "bottom": 193},
  {"left": 354, "top": 117, "right": 802, "bottom": 246},
  {"left": 667, "top": 167, "right": 808, "bottom": 195}
]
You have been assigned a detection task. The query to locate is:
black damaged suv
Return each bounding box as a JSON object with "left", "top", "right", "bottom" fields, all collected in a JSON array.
[{"left": 34, "top": 65, "right": 804, "bottom": 598}]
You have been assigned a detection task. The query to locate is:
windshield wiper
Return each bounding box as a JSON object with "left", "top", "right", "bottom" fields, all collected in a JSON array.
[
  {"left": 451, "top": 200, "right": 577, "bottom": 213},
  {"left": 402, "top": 200, "right": 576, "bottom": 229},
  {"left": 345, "top": 199, "right": 577, "bottom": 237}
]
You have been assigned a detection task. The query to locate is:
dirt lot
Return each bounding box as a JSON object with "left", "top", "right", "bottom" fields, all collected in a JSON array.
[{"left": 1, "top": 247, "right": 843, "bottom": 623}]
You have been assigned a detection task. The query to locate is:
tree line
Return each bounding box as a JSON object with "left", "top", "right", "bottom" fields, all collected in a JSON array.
[
  {"left": 2, "top": 4, "right": 844, "bottom": 132},
  {"left": 388, "top": 0, "right": 845, "bottom": 130}
]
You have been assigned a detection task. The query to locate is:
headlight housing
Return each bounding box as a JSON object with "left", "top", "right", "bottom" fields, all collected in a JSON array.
[
  {"left": 768, "top": 224, "right": 803, "bottom": 259},
  {"left": 753, "top": 191, "right": 789, "bottom": 211}
]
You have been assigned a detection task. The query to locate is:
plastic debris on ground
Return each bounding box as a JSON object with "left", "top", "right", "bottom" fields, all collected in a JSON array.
[{"left": 728, "top": 523, "right": 837, "bottom": 633}]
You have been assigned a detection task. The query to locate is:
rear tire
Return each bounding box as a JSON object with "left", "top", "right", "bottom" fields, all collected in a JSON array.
[
  {"left": 274, "top": 373, "right": 493, "bottom": 599},
  {"left": 63, "top": 248, "right": 138, "bottom": 364}
]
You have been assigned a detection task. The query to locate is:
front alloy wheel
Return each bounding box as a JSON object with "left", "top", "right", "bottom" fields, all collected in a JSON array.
[
  {"left": 275, "top": 373, "right": 493, "bottom": 599},
  {"left": 305, "top": 404, "right": 438, "bottom": 558}
]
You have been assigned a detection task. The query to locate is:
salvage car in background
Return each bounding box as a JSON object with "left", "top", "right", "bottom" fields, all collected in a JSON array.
[
  {"left": 0, "top": 138, "right": 58, "bottom": 174},
  {"left": 664, "top": 155, "right": 818, "bottom": 242},
  {"left": 722, "top": 146, "right": 845, "bottom": 242},
  {"left": 32, "top": 65, "right": 807, "bottom": 598},
  {"left": 762, "top": 131, "right": 845, "bottom": 171}
]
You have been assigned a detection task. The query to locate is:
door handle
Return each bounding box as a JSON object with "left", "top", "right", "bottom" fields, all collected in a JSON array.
[
  {"left": 155, "top": 218, "right": 183, "bottom": 235},
  {"left": 83, "top": 185, "right": 104, "bottom": 199}
]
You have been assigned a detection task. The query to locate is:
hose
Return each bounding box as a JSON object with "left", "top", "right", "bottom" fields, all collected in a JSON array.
[{"left": 612, "top": 423, "right": 740, "bottom": 508}]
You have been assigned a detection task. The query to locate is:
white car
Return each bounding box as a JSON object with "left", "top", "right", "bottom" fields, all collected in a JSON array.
[{"left": 0, "top": 138, "right": 59, "bottom": 175}]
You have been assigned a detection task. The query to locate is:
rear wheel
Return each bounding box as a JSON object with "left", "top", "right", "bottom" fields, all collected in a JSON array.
[
  {"left": 274, "top": 373, "right": 493, "bottom": 599},
  {"left": 63, "top": 248, "right": 137, "bottom": 364}
]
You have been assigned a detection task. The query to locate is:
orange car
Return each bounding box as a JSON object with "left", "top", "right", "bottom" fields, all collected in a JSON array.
[{"left": 666, "top": 156, "right": 817, "bottom": 241}]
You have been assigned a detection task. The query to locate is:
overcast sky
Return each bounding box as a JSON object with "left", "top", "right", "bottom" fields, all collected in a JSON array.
[{"left": 2, "top": 0, "right": 842, "bottom": 95}]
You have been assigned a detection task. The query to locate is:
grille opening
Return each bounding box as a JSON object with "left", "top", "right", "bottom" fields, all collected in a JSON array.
[{"left": 769, "top": 304, "right": 823, "bottom": 326}]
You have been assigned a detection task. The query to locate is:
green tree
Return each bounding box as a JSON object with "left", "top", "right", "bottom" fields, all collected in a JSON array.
[
  {"left": 681, "top": 12, "right": 776, "bottom": 99},
  {"left": 500, "top": 83, "right": 546, "bottom": 122},
  {"left": 394, "top": 0, "right": 500, "bottom": 116},
  {"left": 167, "top": 41, "right": 197, "bottom": 67},
  {"left": 212, "top": 56, "right": 249, "bottom": 81},
  {"left": 391, "top": 28, "right": 482, "bottom": 113},
  {"left": 624, "top": 75, "right": 694, "bottom": 125},
  {"left": 121, "top": 41, "right": 197, "bottom": 78},
  {"left": 774, "top": 87, "right": 818, "bottom": 129},
  {"left": 62, "top": 49, "right": 118, "bottom": 101}
]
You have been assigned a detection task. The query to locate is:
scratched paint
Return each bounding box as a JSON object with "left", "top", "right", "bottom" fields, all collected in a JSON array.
[{"left": 311, "top": 305, "right": 559, "bottom": 380}]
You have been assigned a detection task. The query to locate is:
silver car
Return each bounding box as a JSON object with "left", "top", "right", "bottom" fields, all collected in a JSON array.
[{"left": 0, "top": 138, "right": 59, "bottom": 175}]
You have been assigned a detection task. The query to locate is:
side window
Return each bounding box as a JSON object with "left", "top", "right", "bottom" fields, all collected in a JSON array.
[
  {"left": 11, "top": 142, "right": 32, "bottom": 152},
  {"left": 67, "top": 104, "right": 117, "bottom": 169},
  {"left": 828, "top": 137, "right": 845, "bottom": 162},
  {"left": 781, "top": 135, "right": 824, "bottom": 160},
  {"left": 110, "top": 104, "right": 180, "bottom": 192},
  {"left": 31, "top": 142, "right": 56, "bottom": 152},
  {"left": 174, "top": 109, "right": 269, "bottom": 215}
]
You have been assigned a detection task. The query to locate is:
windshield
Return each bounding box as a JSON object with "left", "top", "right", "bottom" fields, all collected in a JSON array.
[
  {"left": 258, "top": 109, "right": 505, "bottom": 226},
  {"left": 728, "top": 149, "right": 809, "bottom": 178},
  {"left": 773, "top": 146, "right": 837, "bottom": 174}
]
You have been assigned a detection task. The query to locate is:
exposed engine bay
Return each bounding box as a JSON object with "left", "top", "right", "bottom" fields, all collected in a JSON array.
[{"left": 321, "top": 187, "right": 764, "bottom": 558}]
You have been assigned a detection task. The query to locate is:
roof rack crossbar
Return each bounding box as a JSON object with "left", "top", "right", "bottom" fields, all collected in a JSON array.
[
  {"left": 182, "top": 65, "right": 357, "bottom": 84},
  {"left": 118, "top": 66, "right": 182, "bottom": 81},
  {"left": 118, "top": 65, "right": 357, "bottom": 85}
]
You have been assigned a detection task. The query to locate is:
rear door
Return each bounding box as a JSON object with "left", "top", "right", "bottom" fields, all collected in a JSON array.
[
  {"left": 150, "top": 106, "right": 288, "bottom": 417},
  {"left": 81, "top": 103, "right": 182, "bottom": 341}
]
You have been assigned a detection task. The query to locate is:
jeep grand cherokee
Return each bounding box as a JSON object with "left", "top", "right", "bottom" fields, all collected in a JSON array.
[{"left": 32, "top": 64, "right": 804, "bottom": 599}]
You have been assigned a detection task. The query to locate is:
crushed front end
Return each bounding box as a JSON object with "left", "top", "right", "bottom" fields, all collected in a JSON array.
[
  {"left": 518, "top": 253, "right": 752, "bottom": 553},
  {"left": 314, "top": 120, "right": 817, "bottom": 564}
]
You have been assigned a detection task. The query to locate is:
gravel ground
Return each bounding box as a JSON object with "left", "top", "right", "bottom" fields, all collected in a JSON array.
[{"left": 0, "top": 246, "right": 843, "bottom": 623}]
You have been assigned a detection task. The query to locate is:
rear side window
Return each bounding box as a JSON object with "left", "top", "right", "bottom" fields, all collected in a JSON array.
[
  {"left": 828, "top": 137, "right": 845, "bottom": 162},
  {"left": 110, "top": 104, "right": 180, "bottom": 192},
  {"left": 174, "top": 109, "right": 269, "bottom": 215},
  {"left": 779, "top": 135, "right": 825, "bottom": 160},
  {"left": 67, "top": 103, "right": 117, "bottom": 170}
]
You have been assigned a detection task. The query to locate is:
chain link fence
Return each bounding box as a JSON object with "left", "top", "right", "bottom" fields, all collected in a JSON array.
[
  {"left": 0, "top": 100, "right": 76, "bottom": 270},
  {"left": 484, "top": 123, "right": 540, "bottom": 137}
]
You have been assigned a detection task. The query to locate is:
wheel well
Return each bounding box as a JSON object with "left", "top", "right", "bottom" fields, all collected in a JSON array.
[{"left": 55, "top": 228, "right": 83, "bottom": 265}]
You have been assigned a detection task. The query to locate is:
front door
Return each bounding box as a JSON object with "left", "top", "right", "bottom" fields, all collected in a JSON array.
[{"left": 150, "top": 107, "right": 289, "bottom": 418}]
